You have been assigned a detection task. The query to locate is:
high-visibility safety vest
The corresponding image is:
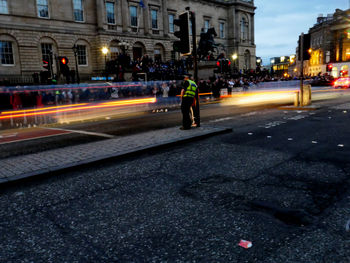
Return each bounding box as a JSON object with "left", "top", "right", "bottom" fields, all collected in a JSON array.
[{"left": 183, "top": 80, "right": 198, "bottom": 98}]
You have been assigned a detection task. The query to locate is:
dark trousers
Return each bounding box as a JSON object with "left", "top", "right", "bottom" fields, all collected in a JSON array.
[{"left": 181, "top": 97, "right": 194, "bottom": 129}]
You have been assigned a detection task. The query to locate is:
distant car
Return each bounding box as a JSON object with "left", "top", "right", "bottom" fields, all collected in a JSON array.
[
  {"left": 334, "top": 77, "right": 350, "bottom": 88},
  {"left": 310, "top": 78, "right": 333, "bottom": 87}
]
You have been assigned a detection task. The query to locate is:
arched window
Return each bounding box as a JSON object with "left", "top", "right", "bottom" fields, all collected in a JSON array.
[
  {"left": 110, "top": 40, "right": 121, "bottom": 61},
  {"left": 240, "top": 17, "right": 249, "bottom": 41},
  {"left": 154, "top": 43, "right": 165, "bottom": 62}
]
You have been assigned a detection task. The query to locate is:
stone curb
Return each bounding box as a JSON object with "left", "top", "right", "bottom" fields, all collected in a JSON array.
[{"left": 0, "top": 127, "right": 232, "bottom": 187}]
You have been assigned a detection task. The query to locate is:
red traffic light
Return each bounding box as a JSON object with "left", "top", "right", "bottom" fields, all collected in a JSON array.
[
  {"left": 216, "top": 61, "right": 220, "bottom": 67},
  {"left": 61, "top": 58, "right": 67, "bottom": 65}
]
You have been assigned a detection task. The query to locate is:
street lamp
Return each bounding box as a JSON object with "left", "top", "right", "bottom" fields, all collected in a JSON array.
[
  {"left": 232, "top": 53, "right": 238, "bottom": 73},
  {"left": 102, "top": 47, "right": 109, "bottom": 81},
  {"left": 72, "top": 44, "right": 80, "bottom": 84}
]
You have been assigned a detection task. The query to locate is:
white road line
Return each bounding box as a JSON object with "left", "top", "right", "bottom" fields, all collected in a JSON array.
[
  {"left": 210, "top": 117, "right": 234, "bottom": 123},
  {"left": 46, "top": 128, "right": 115, "bottom": 138},
  {"left": 0, "top": 132, "right": 70, "bottom": 146}
]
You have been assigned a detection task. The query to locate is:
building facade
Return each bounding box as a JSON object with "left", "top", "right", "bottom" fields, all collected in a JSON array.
[{"left": 0, "top": 0, "right": 256, "bottom": 82}]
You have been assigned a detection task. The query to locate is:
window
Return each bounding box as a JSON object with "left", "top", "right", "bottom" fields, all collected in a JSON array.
[
  {"left": 77, "top": 45, "right": 87, "bottom": 65},
  {"left": 241, "top": 17, "right": 248, "bottom": 41},
  {"left": 106, "top": 2, "right": 115, "bottom": 24},
  {"left": 169, "top": 14, "right": 174, "bottom": 33},
  {"left": 0, "top": 41, "right": 14, "bottom": 65},
  {"left": 41, "top": 43, "right": 53, "bottom": 65},
  {"left": 204, "top": 20, "right": 210, "bottom": 32},
  {"left": 37, "top": 0, "right": 49, "bottom": 18},
  {"left": 130, "top": 6, "right": 137, "bottom": 27},
  {"left": 73, "top": 0, "right": 84, "bottom": 22},
  {"left": 151, "top": 9, "right": 158, "bottom": 29},
  {"left": 219, "top": 22, "right": 225, "bottom": 38},
  {"left": 189, "top": 19, "right": 192, "bottom": 36},
  {"left": 0, "top": 0, "right": 8, "bottom": 14}
]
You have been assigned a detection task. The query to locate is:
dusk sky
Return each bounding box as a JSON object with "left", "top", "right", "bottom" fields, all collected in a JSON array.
[{"left": 255, "top": 0, "right": 349, "bottom": 64}]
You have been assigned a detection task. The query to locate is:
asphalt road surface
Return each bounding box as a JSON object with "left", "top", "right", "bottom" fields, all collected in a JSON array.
[{"left": 1, "top": 93, "right": 350, "bottom": 262}]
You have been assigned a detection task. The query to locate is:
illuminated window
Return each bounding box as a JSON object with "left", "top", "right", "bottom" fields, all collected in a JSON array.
[
  {"left": 37, "top": 0, "right": 49, "bottom": 18},
  {"left": 73, "top": 0, "right": 84, "bottom": 22},
  {"left": 346, "top": 48, "right": 350, "bottom": 61},
  {"left": 0, "top": 0, "right": 8, "bottom": 14},
  {"left": 0, "top": 41, "right": 14, "bottom": 65},
  {"left": 106, "top": 2, "right": 115, "bottom": 24}
]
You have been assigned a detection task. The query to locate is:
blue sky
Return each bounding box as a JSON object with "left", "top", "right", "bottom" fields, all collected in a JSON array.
[{"left": 255, "top": 0, "right": 349, "bottom": 64}]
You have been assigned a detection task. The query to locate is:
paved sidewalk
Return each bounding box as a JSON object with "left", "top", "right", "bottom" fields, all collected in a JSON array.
[{"left": 0, "top": 125, "right": 231, "bottom": 184}]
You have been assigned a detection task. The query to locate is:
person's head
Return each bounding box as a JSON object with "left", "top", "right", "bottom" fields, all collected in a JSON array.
[{"left": 183, "top": 75, "right": 190, "bottom": 81}]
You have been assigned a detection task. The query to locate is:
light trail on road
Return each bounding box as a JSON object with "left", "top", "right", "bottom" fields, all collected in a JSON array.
[{"left": 0, "top": 98, "right": 156, "bottom": 120}]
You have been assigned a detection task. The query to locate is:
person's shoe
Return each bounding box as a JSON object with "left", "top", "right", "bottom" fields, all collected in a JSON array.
[{"left": 180, "top": 126, "right": 191, "bottom": 130}]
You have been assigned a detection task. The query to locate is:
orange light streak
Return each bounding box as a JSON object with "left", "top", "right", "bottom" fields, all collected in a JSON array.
[
  {"left": 1, "top": 103, "right": 88, "bottom": 115},
  {"left": 0, "top": 98, "right": 156, "bottom": 120}
]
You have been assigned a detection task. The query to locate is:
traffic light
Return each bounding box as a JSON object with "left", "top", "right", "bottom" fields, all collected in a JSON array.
[
  {"left": 215, "top": 59, "right": 231, "bottom": 73},
  {"left": 43, "top": 59, "right": 49, "bottom": 70},
  {"left": 215, "top": 60, "right": 222, "bottom": 73},
  {"left": 173, "top": 11, "right": 191, "bottom": 55},
  {"left": 327, "top": 63, "right": 333, "bottom": 72},
  {"left": 298, "top": 33, "right": 311, "bottom": 60},
  {"left": 223, "top": 59, "right": 231, "bottom": 73},
  {"left": 58, "top": 56, "right": 70, "bottom": 76}
]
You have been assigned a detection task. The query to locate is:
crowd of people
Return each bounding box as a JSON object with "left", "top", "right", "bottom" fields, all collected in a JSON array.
[{"left": 1, "top": 55, "right": 334, "bottom": 112}]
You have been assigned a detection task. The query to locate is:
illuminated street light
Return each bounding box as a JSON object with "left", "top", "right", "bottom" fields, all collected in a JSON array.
[
  {"left": 232, "top": 53, "right": 238, "bottom": 73},
  {"left": 102, "top": 47, "right": 109, "bottom": 81},
  {"left": 308, "top": 48, "right": 312, "bottom": 54},
  {"left": 102, "top": 47, "right": 109, "bottom": 55},
  {"left": 281, "top": 56, "right": 285, "bottom": 62}
]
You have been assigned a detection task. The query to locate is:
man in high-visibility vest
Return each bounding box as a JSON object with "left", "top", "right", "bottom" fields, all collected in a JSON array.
[{"left": 180, "top": 75, "right": 198, "bottom": 130}]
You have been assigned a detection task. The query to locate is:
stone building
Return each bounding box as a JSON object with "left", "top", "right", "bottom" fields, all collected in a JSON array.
[
  {"left": 307, "top": 13, "right": 333, "bottom": 76},
  {"left": 295, "top": 8, "right": 350, "bottom": 78},
  {"left": 0, "top": 0, "right": 256, "bottom": 82},
  {"left": 329, "top": 8, "right": 350, "bottom": 78}
]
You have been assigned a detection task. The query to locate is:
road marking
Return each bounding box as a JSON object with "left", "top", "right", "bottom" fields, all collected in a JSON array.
[
  {"left": 259, "top": 121, "right": 286, "bottom": 129},
  {"left": 0, "top": 132, "right": 70, "bottom": 145},
  {"left": 210, "top": 117, "right": 234, "bottom": 123},
  {"left": 0, "top": 133, "right": 18, "bottom": 139},
  {"left": 288, "top": 115, "right": 306, "bottom": 120},
  {"left": 46, "top": 128, "right": 115, "bottom": 138}
]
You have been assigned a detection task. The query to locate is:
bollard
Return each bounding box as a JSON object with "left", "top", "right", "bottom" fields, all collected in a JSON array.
[
  {"left": 302, "top": 85, "right": 312, "bottom": 106},
  {"left": 294, "top": 91, "right": 299, "bottom": 107}
]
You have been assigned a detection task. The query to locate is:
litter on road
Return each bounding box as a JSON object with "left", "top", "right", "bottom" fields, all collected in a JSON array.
[{"left": 238, "top": 240, "right": 252, "bottom": 249}]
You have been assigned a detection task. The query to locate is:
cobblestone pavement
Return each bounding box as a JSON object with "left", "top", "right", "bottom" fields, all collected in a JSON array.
[{"left": 0, "top": 125, "right": 231, "bottom": 183}]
